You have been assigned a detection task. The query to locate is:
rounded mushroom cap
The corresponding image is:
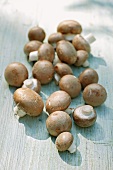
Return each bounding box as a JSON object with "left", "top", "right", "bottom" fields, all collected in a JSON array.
[
  {"left": 46, "top": 111, "right": 72, "bottom": 136},
  {"left": 57, "top": 20, "right": 82, "bottom": 34},
  {"left": 74, "top": 50, "right": 89, "bottom": 66},
  {"left": 4, "top": 62, "right": 28, "bottom": 87},
  {"left": 55, "top": 132, "right": 73, "bottom": 151},
  {"left": 46, "top": 90, "right": 71, "bottom": 114},
  {"left": 72, "top": 34, "right": 91, "bottom": 53},
  {"left": 24, "top": 40, "right": 42, "bottom": 56},
  {"left": 59, "top": 75, "right": 81, "bottom": 98},
  {"left": 38, "top": 43, "right": 55, "bottom": 63},
  {"left": 73, "top": 105, "right": 97, "bottom": 127},
  {"left": 83, "top": 83, "right": 107, "bottom": 106},
  {"left": 28, "top": 26, "right": 46, "bottom": 42},
  {"left": 54, "top": 63, "right": 73, "bottom": 77},
  {"left": 13, "top": 88, "right": 44, "bottom": 116},
  {"left": 32, "top": 60, "right": 54, "bottom": 84},
  {"left": 79, "top": 68, "right": 99, "bottom": 88},
  {"left": 56, "top": 40, "right": 77, "bottom": 65},
  {"left": 48, "top": 32, "right": 65, "bottom": 45}
]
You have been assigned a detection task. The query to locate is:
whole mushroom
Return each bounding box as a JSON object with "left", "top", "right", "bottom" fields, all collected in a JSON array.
[
  {"left": 74, "top": 50, "right": 89, "bottom": 67},
  {"left": 4, "top": 62, "right": 28, "bottom": 87},
  {"left": 46, "top": 111, "right": 72, "bottom": 136}
]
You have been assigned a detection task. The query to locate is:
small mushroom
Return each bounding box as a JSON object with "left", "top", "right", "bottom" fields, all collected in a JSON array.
[
  {"left": 73, "top": 105, "right": 97, "bottom": 127},
  {"left": 57, "top": 20, "right": 82, "bottom": 41},
  {"left": 4, "top": 62, "right": 28, "bottom": 87},
  {"left": 28, "top": 25, "right": 46, "bottom": 42},
  {"left": 22, "top": 78, "right": 41, "bottom": 93},
  {"left": 79, "top": 68, "right": 99, "bottom": 88},
  {"left": 29, "top": 43, "right": 55, "bottom": 62},
  {"left": 56, "top": 40, "right": 77, "bottom": 65},
  {"left": 46, "top": 111, "right": 72, "bottom": 136},
  {"left": 55, "top": 132, "right": 76, "bottom": 153},
  {"left": 46, "top": 90, "right": 71, "bottom": 114},
  {"left": 13, "top": 88, "right": 44, "bottom": 117},
  {"left": 74, "top": 50, "right": 89, "bottom": 67},
  {"left": 32, "top": 60, "right": 54, "bottom": 84},
  {"left": 83, "top": 83, "right": 107, "bottom": 106},
  {"left": 59, "top": 75, "right": 81, "bottom": 98}
]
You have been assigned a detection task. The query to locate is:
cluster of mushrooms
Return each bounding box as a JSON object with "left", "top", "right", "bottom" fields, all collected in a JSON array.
[{"left": 4, "top": 20, "right": 107, "bottom": 153}]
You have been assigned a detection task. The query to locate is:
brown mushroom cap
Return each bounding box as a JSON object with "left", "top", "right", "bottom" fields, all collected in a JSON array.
[
  {"left": 28, "top": 26, "right": 46, "bottom": 42},
  {"left": 46, "top": 90, "right": 71, "bottom": 114},
  {"left": 74, "top": 50, "right": 89, "bottom": 66},
  {"left": 24, "top": 40, "right": 42, "bottom": 56},
  {"left": 54, "top": 63, "right": 73, "bottom": 77},
  {"left": 79, "top": 68, "right": 99, "bottom": 88},
  {"left": 4, "top": 62, "right": 28, "bottom": 87},
  {"left": 55, "top": 132, "right": 73, "bottom": 151},
  {"left": 73, "top": 105, "right": 97, "bottom": 127},
  {"left": 32, "top": 60, "right": 54, "bottom": 84},
  {"left": 83, "top": 83, "right": 107, "bottom": 106},
  {"left": 56, "top": 40, "right": 77, "bottom": 65},
  {"left": 59, "top": 75, "right": 81, "bottom": 98},
  {"left": 46, "top": 111, "right": 72, "bottom": 136},
  {"left": 48, "top": 32, "right": 65, "bottom": 45},
  {"left": 13, "top": 88, "right": 44, "bottom": 116},
  {"left": 72, "top": 34, "right": 91, "bottom": 53},
  {"left": 57, "top": 20, "right": 82, "bottom": 34}
]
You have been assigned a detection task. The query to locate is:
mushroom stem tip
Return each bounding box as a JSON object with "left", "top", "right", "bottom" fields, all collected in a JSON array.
[
  {"left": 68, "top": 141, "right": 76, "bottom": 153},
  {"left": 13, "top": 105, "right": 27, "bottom": 117},
  {"left": 82, "top": 60, "right": 90, "bottom": 67},
  {"left": 85, "top": 33, "right": 96, "bottom": 44},
  {"left": 29, "top": 51, "right": 39, "bottom": 61}
]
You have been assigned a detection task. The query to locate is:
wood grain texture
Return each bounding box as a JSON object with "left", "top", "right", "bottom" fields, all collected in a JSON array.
[{"left": 0, "top": 0, "right": 113, "bottom": 169}]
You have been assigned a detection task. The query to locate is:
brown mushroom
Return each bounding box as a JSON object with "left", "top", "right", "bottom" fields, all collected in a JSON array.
[
  {"left": 83, "top": 83, "right": 107, "bottom": 106},
  {"left": 74, "top": 50, "right": 89, "bottom": 67},
  {"left": 46, "top": 111, "right": 72, "bottom": 136},
  {"left": 4, "top": 62, "right": 28, "bottom": 87},
  {"left": 73, "top": 105, "right": 97, "bottom": 127}
]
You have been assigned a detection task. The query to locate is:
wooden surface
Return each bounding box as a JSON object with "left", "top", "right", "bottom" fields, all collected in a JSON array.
[{"left": 0, "top": 0, "right": 113, "bottom": 169}]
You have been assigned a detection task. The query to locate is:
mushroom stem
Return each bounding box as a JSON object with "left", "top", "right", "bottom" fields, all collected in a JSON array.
[
  {"left": 53, "top": 53, "right": 61, "bottom": 66},
  {"left": 64, "top": 34, "right": 76, "bottom": 41},
  {"left": 82, "top": 105, "right": 93, "bottom": 116},
  {"left": 82, "top": 60, "right": 90, "bottom": 67},
  {"left": 84, "top": 33, "right": 96, "bottom": 44},
  {"left": 14, "top": 105, "right": 27, "bottom": 117},
  {"left": 22, "top": 78, "right": 37, "bottom": 89},
  {"left": 68, "top": 141, "right": 76, "bottom": 153},
  {"left": 54, "top": 73, "right": 61, "bottom": 85},
  {"left": 29, "top": 51, "right": 39, "bottom": 61},
  {"left": 65, "top": 108, "right": 73, "bottom": 115}
]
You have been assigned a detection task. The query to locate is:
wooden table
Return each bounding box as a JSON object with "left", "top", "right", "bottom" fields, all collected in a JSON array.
[{"left": 0, "top": 0, "right": 113, "bottom": 169}]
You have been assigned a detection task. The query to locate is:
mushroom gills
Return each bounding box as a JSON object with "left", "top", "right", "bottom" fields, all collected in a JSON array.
[{"left": 14, "top": 105, "right": 27, "bottom": 117}]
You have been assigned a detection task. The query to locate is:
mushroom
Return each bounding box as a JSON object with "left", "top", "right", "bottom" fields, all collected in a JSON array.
[
  {"left": 54, "top": 63, "right": 73, "bottom": 85},
  {"left": 72, "top": 33, "right": 96, "bottom": 53},
  {"left": 59, "top": 75, "right": 81, "bottom": 98},
  {"left": 29, "top": 43, "right": 55, "bottom": 62},
  {"left": 48, "top": 32, "right": 65, "bottom": 49},
  {"left": 79, "top": 68, "right": 99, "bottom": 88},
  {"left": 4, "top": 62, "right": 28, "bottom": 87},
  {"left": 74, "top": 50, "right": 89, "bottom": 67},
  {"left": 46, "top": 111, "right": 72, "bottom": 136},
  {"left": 46, "top": 90, "right": 71, "bottom": 114},
  {"left": 32, "top": 60, "right": 54, "bottom": 84},
  {"left": 55, "top": 132, "right": 76, "bottom": 153},
  {"left": 83, "top": 83, "right": 107, "bottom": 106},
  {"left": 13, "top": 88, "right": 44, "bottom": 117},
  {"left": 73, "top": 105, "right": 97, "bottom": 127},
  {"left": 28, "top": 25, "right": 46, "bottom": 42},
  {"left": 56, "top": 40, "right": 77, "bottom": 65},
  {"left": 57, "top": 20, "right": 82, "bottom": 41},
  {"left": 22, "top": 78, "right": 41, "bottom": 93},
  {"left": 23, "top": 40, "right": 42, "bottom": 56}
]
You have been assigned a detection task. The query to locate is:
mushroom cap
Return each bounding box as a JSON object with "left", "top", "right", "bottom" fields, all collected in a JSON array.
[
  {"left": 48, "top": 32, "right": 65, "bottom": 44},
  {"left": 23, "top": 40, "right": 42, "bottom": 56},
  {"left": 83, "top": 83, "right": 107, "bottom": 106},
  {"left": 4, "top": 62, "right": 28, "bottom": 87},
  {"left": 79, "top": 68, "right": 99, "bottom": 88},
  {"left": 73, "top": 105, "right": 97, "bottom": 127},
  {"left": 72, "top": 34, "right": 91, "bottom": 53},
  {"left": 46, "top": 111, "right": 72, "bottom": 136},
  {"left": 46, "top": 90, "right": 71, "bottom": 114},
  {"left": 28, "top": 26, "right": 46, "bottom": 42},
  {"left": 32, "top": 60, "right": 54, "bottom": 84},
  {"left": 38, "top": 43, "right": 55, "bottom": 63},
  {"left": 56, "top": 40, "right": 77, "bottom": 65},
  {"left": 13, "top": 88, "right": 44, "bottom": 116},
  {"left": 57, "top": 20, "right": 82, "bottom": 34},
  {"left": 74, "top": 50, "right": 89, "bottom": 66},
  {"left": 54, "top": 63, "right": 73, "bottom": 77},
  {"left": 59, "top": 75, "right": 81, "bottom": 98},
  {"left": 55, "top": 132, "right": 73, "bottom": 151}
]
